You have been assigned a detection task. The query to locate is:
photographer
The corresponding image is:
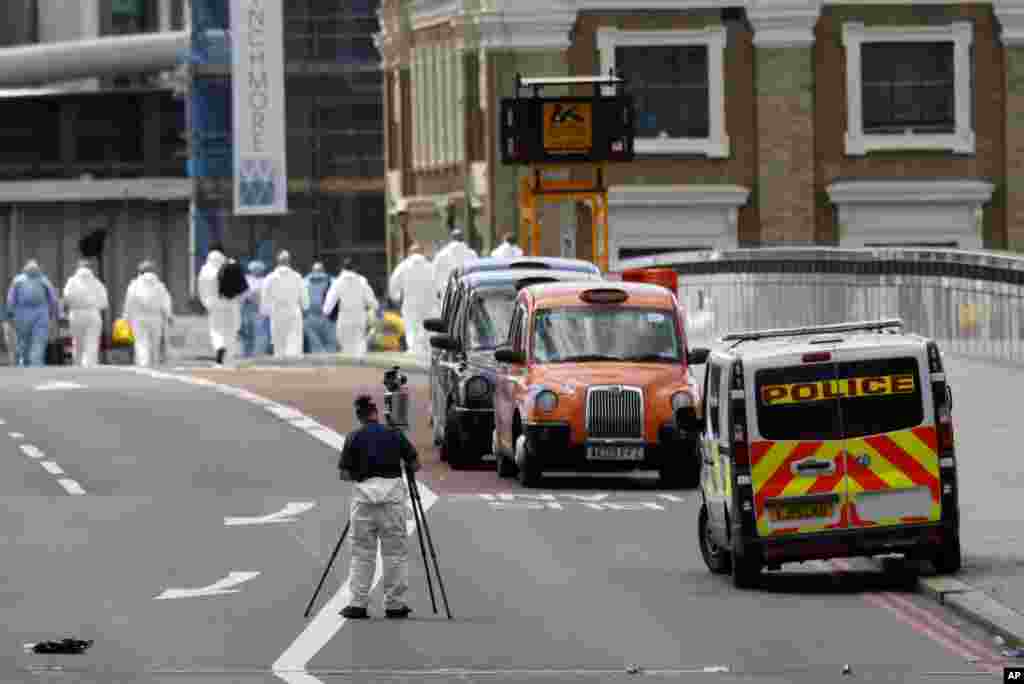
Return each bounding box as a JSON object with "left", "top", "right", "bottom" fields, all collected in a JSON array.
[{"left": 337, "top": 393, "right": 421, "bottom": 619}]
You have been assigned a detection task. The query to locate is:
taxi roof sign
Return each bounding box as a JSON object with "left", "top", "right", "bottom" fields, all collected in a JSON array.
[{"left": 580, "top": 288, "right": 628, "bottom": 304}]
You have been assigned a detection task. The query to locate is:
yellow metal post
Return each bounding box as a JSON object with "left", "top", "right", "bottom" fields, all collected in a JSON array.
[{"left": 518, "top": 164, "right": 609, "bottom": 268}]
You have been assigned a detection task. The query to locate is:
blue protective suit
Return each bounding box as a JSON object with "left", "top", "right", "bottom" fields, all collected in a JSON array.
[
  {"left": 303, "top": 271, "right": 336, "bottom": 353},
  {"left": 6, "top": 270, "right": 58, "bottom": 367},
  {"left": 239, "top": 262, "right": 271, "bottom": 358}
]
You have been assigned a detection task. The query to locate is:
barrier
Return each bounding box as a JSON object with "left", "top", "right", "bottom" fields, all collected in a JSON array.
[{"left": 618, "top": 247, "right": 1024, "bottom": 364}]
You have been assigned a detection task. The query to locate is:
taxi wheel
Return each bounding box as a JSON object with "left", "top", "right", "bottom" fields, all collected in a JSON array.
[
  {"left": 515, "top": 435, "right": 542, "bottom": 487},
  {"left": 932, "top": 534, "right": 962, "bottom": 575},
  {"left": 698, "top": 505, "right": 731, "bottom": 575},
  {"left": 731, "top": 546, "right": 762, "bottom": 589}
]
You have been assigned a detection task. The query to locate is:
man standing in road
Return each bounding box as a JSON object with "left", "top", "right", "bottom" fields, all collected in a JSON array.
[
  {"left": 323, "top": 258, "right": 378, "bottom": 358},
  {"left": 261, "top": 250, "right": 309, "bottom": 359},
  {"left": 388, "top": 243, "right": 435, "bottom": 357},
  {"left": 303, "top": 261, "right": 336, "bottom": 353},
  {"left": 490, "top": 232, "right": 524, "bottom": 259},
  {"left": 432, "top": 229, "right": 478, "bottom": 304},
  {"left": 123, "top": 261, "right": 173, "bottom": 368},
  {"left": 338, "top": 394, "right": 420, "bottom": 620}
]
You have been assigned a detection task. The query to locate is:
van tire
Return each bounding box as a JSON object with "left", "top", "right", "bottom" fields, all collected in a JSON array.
[
  {"left": 932, "top": 534, "right": 963, "bottom": 575},
  {"left": 731, "top": 546, "right": 761, "bottom": 589},
  {"left": 699, "top": 505, "right": 731, "bottom": 575}
]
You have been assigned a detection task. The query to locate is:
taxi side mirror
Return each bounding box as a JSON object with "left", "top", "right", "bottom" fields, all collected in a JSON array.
[
  {"left": 424, "top": 318, "right": 445, "bottom": 334},
  {"left": 688, "top": 347, "right": 709, "bottom": 366},
  {"left": 495, "top": 346, "right": 525, "bottom": 365},
  {"left": 430, "top": 334, "right": 461, "bottom": 352}
]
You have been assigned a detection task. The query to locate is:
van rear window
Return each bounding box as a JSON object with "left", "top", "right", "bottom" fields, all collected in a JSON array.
[{"left": 755, "top": 357, "right": 924, "bottom": 441}]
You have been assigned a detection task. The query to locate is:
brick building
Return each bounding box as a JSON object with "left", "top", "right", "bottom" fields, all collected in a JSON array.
[{"left": 376, "top": 1, "right": 1024, "bottom": 270}]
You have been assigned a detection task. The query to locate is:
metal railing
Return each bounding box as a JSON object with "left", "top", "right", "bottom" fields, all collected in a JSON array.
[{"left": 618, "top": 247, "right": 1024, "bottom": 364}]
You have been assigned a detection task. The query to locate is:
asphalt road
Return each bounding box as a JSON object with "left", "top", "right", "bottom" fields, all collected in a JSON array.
[{"left": 0, "top": 364, "right": 1013, "bottom": 683}]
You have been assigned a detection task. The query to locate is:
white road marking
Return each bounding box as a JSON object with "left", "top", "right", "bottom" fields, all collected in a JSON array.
[
  {"left": 9, "top": 432, "right": 23, "bottom": 439},
  {"left": 0, "top": 418, "right": 5, "bottom": 425},
  {"left": 19, "top": 444, "right": 44, "bottom": 459},
  {"left": 154, "top": 571, "right": 260, "bottom": 600},
  {"left": 289, "top": 417, "right": 323, "bottom": 431},
  {"left": 266, "top": 404, "right": 306, "bottom": 421},
  {"left": 305, "top": 428, "right": 346, "bottom": 451},
  {"left": 225, "top": 501, "right": 316, "bottom": 526},
  {"left": 58, "top": 479, "right": 86, "bottom": 495},
  {"left": 33, "top": 381, "right": 85, "bottom": 391},
  {"left": 40, "top": 461, "right": 64, "bottom": 476}
]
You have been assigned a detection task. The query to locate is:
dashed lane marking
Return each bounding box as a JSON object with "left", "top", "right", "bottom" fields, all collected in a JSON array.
[
  {"left": 19, "top": 444, "right": 44, "bottom": 459},
  {"left": 40, "top": 461, "right": 64, "bottom": 476},
  {"left": 9, "top": 432, "right": 23, "bottom": 439},
  {"left": 58, "top": 479, "right": 86, "bottom": 496}
]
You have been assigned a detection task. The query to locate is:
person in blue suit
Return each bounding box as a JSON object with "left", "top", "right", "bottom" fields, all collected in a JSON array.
[
  {"left": 239, "top": 260, "right": 271, "bottom": 358},
  {"left": 304, "top": 261, "right": 337, "bottom": 353},
  {"left": 5, "top": 260, "right": 59, "bottom": 367}
]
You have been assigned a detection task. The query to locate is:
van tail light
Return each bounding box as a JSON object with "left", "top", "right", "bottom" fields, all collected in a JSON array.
[
  {"left": 730, "top": 360, "right": 749, "bottom": 466},
  {"left": 802, "top": 351, "right": 831, "bottom": 363},
  {"left": 937, "top": 400, "right": 955, "bottom": 452},
  {"left": 732, "top": 434, "right": 750, "bottom": 467}
]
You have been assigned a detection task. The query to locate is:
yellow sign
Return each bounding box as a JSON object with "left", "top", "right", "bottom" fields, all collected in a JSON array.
[
  {"left": 542, "top": 102, "right": 593, "bottom": 152},
  {"left": 760, "top": 374, "right": 916, "bottom": 406}
]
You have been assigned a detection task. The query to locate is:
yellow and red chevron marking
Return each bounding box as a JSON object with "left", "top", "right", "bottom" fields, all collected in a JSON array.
[{"left": 751, "top": 426, "right": 941, "bottom": 537}]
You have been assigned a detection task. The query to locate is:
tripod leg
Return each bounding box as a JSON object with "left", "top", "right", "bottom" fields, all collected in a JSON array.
[
  {"left": 414, "top": 492, "right": 453, "bottom": 620},
  {"left": 304, "top": 520, "right": 350, "bottom": 618},
  {"left": 408, "top": 479, "right": 438, "bottom": 614}
]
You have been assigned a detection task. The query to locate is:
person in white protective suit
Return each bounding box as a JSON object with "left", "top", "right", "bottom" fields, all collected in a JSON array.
[
  {"left": 260, "top": 250, "right": 309, "bottom": 359},
  {"left": 62, "top": 259, "right": 109, "bottom": 367},
  {"left": 388, "top": 243, "right": 435, "bottom": 357},
  {"left": 197, "top": 249, "right": 242, "bottom": 366},
  {"left": 323, "top": 258, "right": 378, "bottom": 357},
  {"left": 432, "top": 228, "right": 478, "bottom": 305},
  {"left": 490, "top": 232, "right": 524, "bottom": 259},
  {"left": 123, "top": 261, "right": 173, "bottom": 368}
]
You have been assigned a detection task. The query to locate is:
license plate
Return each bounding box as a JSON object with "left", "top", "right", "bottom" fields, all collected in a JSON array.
[
  {"left": 587, "top": 445, "right": 643, "bottom": 461},
  {"left": 768, "top": 501, "right": 834, "bottom": 522}
]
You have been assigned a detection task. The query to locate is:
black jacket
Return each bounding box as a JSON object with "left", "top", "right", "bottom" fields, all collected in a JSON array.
[
  {"left": 218, "top": 261, "right": 249, "bottom": 299},
  {"left": 339, "top": 421, "right": 420, "bottom": 481}
]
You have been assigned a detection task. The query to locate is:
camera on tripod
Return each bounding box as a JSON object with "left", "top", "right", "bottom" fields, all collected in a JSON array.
[{"left": 382, "top": 365, "right": 410, "bottom": 429}]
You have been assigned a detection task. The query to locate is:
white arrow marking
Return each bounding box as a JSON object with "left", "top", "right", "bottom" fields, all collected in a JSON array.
[
  {"left": 34, "top": 381, "right": 85, "bottom": 391},
  {"left": 154, "top": 571, "right": 259, "bottom": 600},
  {"left": 40, "top": 461, "right": 64, "bottom": 476},
  {"left": 19, "top": 444, "right": 44, "bottom": 460},
  {"left": 224, "top": 501, "right": 316, "bottom": 526}
]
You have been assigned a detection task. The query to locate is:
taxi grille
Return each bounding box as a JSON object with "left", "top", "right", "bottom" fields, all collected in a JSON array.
[{"left": 586, "top": 386, "right": 643, "bottom": 439}]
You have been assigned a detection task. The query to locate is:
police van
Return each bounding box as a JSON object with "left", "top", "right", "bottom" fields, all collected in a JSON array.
[{"left": 696, "top": 319, "right": 960, "bottom": 588}]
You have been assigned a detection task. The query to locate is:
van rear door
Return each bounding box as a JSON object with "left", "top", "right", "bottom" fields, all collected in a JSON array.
[
  {"left": 836, "top": 352, "right": 940, "bottom": 529},
  {"left": 751, "top": 357, "right": 848, "bottom": 537}
]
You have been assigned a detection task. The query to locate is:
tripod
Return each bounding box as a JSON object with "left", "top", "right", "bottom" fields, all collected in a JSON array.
[{"left": 405, "top": 461, "right": 453, "bottom": 620}]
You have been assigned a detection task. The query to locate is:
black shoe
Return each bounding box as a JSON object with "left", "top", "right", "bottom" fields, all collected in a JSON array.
[
  {"left": 340, "top": 605, "right": 369, "bottom": 619},
  {"left": 215, "top": 348, "right": 226, "bottom": 365},
  {"left": 385, "top": 606, "right": 412, "bottom": 619}
]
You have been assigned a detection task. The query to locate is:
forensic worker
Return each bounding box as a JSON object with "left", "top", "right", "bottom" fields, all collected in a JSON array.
[
  {"left": 239, "top": 260, "right": 271, "bottom": 357},
  {"left": 62, "top": 259, "right": 109, "bottom": 367},
  {"left": 122, "top": 260, "right": 173, "bottom": 368},
  {"left": 388, "top": 243, "right": 435, "bottom": 357},
  {"left": 6, "top": 260, "right": 60, "bottom": 367},
  {"left": 323, "top": 258, "right": 377, "bottom": 358},
  {"left": 338, "top": 394, "right": 421, "bottom": 620},
  {"left": 197, "top": 249, "right": 242, "bottom": 366},
  {"left": 432, "top": 228, "right": 478, "bottom": 304},
  {"left": 260, "top": 250, "right": 308, "bottom": 359},
  {"left": 490, "top": 232, "right": 524, "bottom": 259},
  {"left": 304, "top": 261, "right": 336, "bottom": 353}
]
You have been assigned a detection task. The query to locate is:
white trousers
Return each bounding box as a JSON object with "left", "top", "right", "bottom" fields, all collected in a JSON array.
[
  {"left": 132, "top": 317, "right": 164, "bottom": 368},
  {"left": 209, "top": 301, "right": 241, "bottom": 361},
  {"left": 402, "top": 305, "right": 429, "bottom": 356},
  {"left": 270, "top": 308, "right": 303, "bottom": 358},
  {"left": 69, "top": 308, "right": 102, "bottom": 367},
  {"left": 337, "top": 320, "right": 367, "bottom": 357},
  {"left": 347, "top": 498, "right": 409, "bottom": 609}
]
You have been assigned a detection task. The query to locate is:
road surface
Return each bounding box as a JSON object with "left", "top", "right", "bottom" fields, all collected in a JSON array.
[{"left": 0, "top": 363, "right": 1013, "bottom": 683}]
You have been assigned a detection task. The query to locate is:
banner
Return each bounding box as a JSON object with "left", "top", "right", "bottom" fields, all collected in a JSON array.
[{"left": 231, "top": 0, "right": 288, "bottom": 215}]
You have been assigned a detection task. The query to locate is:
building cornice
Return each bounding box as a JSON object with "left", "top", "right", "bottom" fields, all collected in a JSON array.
[
  {"left": 0, "top": 178, "right": 192, "bottom": 203},
  {"left": 827, "top": 179, "right": 995, "bottom": 205},
  {"left": 609, "top": 184, "right": 751, "bottom": 208},
  {"left": 747, "top": 0, "right": 823, "bottom": 48}
]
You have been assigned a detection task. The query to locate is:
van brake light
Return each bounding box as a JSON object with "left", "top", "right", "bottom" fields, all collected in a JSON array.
[{"left": 802, "top": 351, "right": 831, "bottom": 363}]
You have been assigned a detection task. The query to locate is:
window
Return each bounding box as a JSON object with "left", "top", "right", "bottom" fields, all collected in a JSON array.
[
  {"left": 838, "top": 357, "right": 923, "bottom": 439},
  {"left": 756, "top": 365, "right": 840, "bottom": 441},
  {"left": 466, "top": 291, "right": 518, "bottom": 350},
  {"left": 531, "top": 307, "right": 681, "bottom": 363},
  {"left": 597, "top": 27, "right": 728, "bottom": 158},
  {"left": 842, "top": 22, "right": 974, "bottom": 155},
  {"left": 706, "top": 363, "right": 722, "bottom": 437}
]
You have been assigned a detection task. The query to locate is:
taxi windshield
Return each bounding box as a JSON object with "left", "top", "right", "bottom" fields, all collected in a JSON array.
[
  {"left": 532, "top": 306, "right": 681, "bottom": 363},
  {"left": 467, "top": 291, "right": 517, "bottom": 350}
]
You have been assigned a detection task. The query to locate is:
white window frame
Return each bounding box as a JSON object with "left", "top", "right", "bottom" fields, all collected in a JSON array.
[
  {"left": 842, "top": 22, "right": 974, "bottom": 156},
  {"left": 596, "top": 27, "right": 729, "bottom": 158}
]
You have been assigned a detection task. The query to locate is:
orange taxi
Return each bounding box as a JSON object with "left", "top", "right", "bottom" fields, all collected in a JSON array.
[{"left": 491, "top": 282, "right": 709, "bottom": 487}]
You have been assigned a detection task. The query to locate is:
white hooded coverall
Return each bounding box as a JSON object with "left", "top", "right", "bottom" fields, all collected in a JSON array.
[
  {"left": 197, "top": 251, "right": 242, "bottom": 361},
  {"left": 62, "top": 266, "right": 109, "bottom": 367},
  {"left": 388, "top": 254, "right": 435, "bottom": 356},
  {"left": 260, "top": 264, "right": 309, "bottom": 359},
  {"left": 490, "top": 242, "right": 524, "bottom": 259},
  {"left": 123, "top": 272, "right": 172, "bottom": 368},
  {"left": 323, "top": 270, "right": 377, "bottom": 357},
  {"left": 432, "top": 241, "right": 478, "bottom": 305}
]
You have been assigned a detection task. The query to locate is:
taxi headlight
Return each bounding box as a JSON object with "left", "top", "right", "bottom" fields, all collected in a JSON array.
[
  {"left": 465, "top": 376, "right": 491, "bottom": 401},
  {"left": 536, "top": 390, "right": 558, "bottom": 413},
  {"left": 672, "top": 391, "right": 694, "bottom": 412}
]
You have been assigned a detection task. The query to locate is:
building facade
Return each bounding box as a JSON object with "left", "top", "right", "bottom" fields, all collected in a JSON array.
[{"left": 377, "top": 1, "right": 1024, "bottom": 270}]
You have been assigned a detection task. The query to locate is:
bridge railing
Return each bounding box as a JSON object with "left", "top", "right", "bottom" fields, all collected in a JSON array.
[{"left": 618, "top": 247, "right": 1024, "bottom": 364}]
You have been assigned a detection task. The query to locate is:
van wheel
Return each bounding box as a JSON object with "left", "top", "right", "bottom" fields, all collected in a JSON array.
[
  {"left": 932, "top": 534, "right": 962, "bottom": 575},
  {"left": 699, "top": 505, "right": 731, "bottom": 575},
  {"left": 496, "top": 431, "right": 517, "bottom": 478},
  {"left": 515, "top": 435, "right": 542, "bottom": 487},
  {"left": 731, "top": 546, "right": 762, "bottom": 589}
]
